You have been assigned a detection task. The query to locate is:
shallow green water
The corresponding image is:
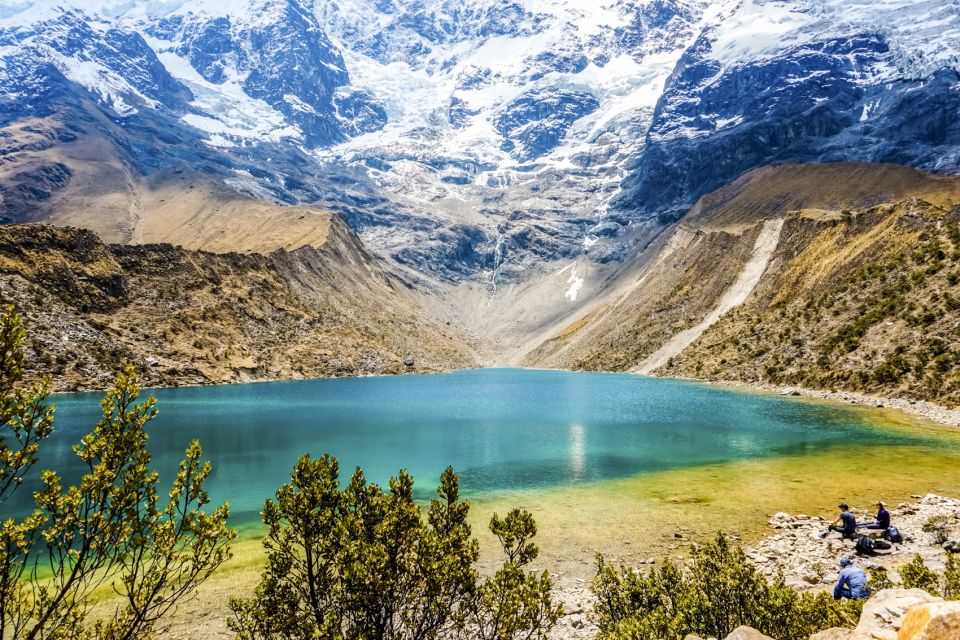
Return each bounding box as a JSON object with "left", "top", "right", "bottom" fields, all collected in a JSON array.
[{"left": 7, "top": 369, "right": 959, "bottom": 532}]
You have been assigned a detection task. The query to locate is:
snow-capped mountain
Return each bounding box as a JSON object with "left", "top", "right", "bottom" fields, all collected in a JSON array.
[
  {"left": 615, "top": 0, "right": 960, "bottom": 218},
  {"left": 1, "top": 0, "right": 958, "bottom": 286}
]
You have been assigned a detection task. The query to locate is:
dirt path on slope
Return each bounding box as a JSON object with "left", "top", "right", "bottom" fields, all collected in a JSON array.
[{"left": 635, "top": 217, "right": 784, "bottom": 374}]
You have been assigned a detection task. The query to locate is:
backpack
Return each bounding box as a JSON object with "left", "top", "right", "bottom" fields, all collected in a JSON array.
[
  {"left": 885, "top": 526, "right": 903, "bottom": 544},
  {"left": 873, "top": 539, "right": 892, "bottom": 550},
  {"left": 855, "top": 536, "right": 876, "bottom": 556}
]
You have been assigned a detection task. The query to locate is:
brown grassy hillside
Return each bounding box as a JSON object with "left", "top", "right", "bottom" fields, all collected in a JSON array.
[
  {"left": 668, "top": 201, "right": 960, "bottom": 406},
  {"left": 525, "top": 163, "right": 960, "bottom": 407},
  {"left": 0, "top": 221, "right": 474, "bottom": 391}
]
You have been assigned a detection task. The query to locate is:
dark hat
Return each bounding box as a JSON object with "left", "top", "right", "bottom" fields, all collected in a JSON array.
[{"left": 839, "top": 503, "right": 849, "bottom": 510}]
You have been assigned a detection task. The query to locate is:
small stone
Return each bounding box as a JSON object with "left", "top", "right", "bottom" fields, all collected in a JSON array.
[
  {"left": 723, "top": 626, "right": 774, "bottom": 640},
  {"left": 808, "top": 629, "right": 854, "bottom": 640}
]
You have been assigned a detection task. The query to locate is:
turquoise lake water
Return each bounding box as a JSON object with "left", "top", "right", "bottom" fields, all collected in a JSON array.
[{"left": 6, "top": 369, "right": 954, "bottom": 530}]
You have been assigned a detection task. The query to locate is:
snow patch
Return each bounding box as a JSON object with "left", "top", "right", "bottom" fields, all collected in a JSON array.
[
  {"left": 565, "top": 263, "right": 584, "bottom": 302},
  {"left": 149, "top": 45, "right": 302, "bottom": 143}
]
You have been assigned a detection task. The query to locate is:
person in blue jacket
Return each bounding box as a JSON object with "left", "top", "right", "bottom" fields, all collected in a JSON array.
[{"left": 833, "top": 556, "right": 871, "bottom": 600}]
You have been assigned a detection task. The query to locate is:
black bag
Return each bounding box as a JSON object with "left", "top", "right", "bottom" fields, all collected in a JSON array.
[
  {"left": 885, "top": 526, "right": 903, "bottom": 543},
  {"left": 855, "top": 536, "right": 876, "bottom": 556},
  {"left": 873, "top": 539, "right": 892, "bottom": 550}
]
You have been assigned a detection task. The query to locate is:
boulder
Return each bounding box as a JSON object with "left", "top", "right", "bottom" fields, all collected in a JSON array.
[
  {"left": 897, "top": 601, "right": 960, "bottom": 640},
  {"left": 942, "top": 540, "right": 960, "bottom": 553},
  {"left": 724, "top": 627, "right": 774, "bottom": 640},
  {"left": 855, "top": 589, "right": 943, "bottom": 640},
  {"left": 810, "top": 629, "right": 855, "bottom": 640},
  {"left": 769, "top": 512, "right": 796, "bottom": 528}
]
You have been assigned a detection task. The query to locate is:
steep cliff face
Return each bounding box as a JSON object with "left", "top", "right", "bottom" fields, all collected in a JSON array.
[
  {"left": 0, "top": 219, "right": 474, "bottom": 391},
  {"left": 613, "top": 1, "right": 960, "bottom": 221},
  {"left": 524, "top": 163, "right": 960, "bottom": 406}
]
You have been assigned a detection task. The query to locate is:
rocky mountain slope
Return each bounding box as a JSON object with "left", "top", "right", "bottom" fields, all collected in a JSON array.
[
  {"left": 0, "top": 219, "right": 474, "bottom": 391},
  {"left": 1, "top": 0, "right": 958, "bottom": 292},
  {"left": 524, "top": 163, "right": 960, "bottom": 407},
  {"left": 2, "top": 0, "right": 960, "bottom": 390}
]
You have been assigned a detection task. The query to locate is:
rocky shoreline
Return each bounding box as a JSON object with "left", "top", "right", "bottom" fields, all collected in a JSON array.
[
  {"left": 708, "top": 380, "right": 960, "bottom": 428},
  {"left": 749, "top": 494, "right": 960, "bottom": 591},
  {"left": 548, "top": 494, "right": 960, "bottom": 640}
]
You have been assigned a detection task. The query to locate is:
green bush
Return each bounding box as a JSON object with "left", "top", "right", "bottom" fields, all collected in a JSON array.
[
  {"left": 0, "top": 305, "right": 235, "bottom": 640},
  {"left": 868, "top": 566, "right": 894, "bottom": 593},
  {"left": 944, "top": 553, "right": 960, "bottom": 601},
  {"left": 228, "top": 457, "right": 560, "bottom": 640},
  {"left": 592, "top": 534, "right": 856, "bottom": 640},
  {"left": 922, "top": 515, "right": 953, "bottom": 545},
  {"left": 470, "top": 509, "right": 562, "bottom": 640},
  {"left": 901, "top": 555, "right": 941, "bottom": 595}
]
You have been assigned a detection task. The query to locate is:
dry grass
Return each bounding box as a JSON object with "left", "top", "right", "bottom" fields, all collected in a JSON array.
[
  {"left": 526, "top": 163, "right": 960, "bottom": 407},
  {"left": 0, "top": 223, "right": 474, "bottom": 391}
]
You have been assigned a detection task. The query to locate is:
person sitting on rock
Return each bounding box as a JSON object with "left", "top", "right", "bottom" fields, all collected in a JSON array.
[
  {"left": 833, "top": 556, "right": 870, "bottom": 600},
  {"left": 821, "top": 503, "right": 857, "bottom": 539},
  {"left": 858, "top": 501, "right": 890, "bottom": 531}
]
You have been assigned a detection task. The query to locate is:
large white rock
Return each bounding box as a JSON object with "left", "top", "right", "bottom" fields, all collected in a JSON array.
[
  {"left": 897, "top": 601, "right": 960, "bottom": 640},
  {"left": 854, "top": 589, "right": 943, "bottom": 640}
]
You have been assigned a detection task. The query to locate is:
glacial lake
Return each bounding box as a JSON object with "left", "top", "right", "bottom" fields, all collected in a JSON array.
[{"left": 11, "top": 368, "right": 960, "bottom": 573}]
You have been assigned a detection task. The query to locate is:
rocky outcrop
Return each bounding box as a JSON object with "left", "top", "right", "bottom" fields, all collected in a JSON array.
[
  {"left": 614, "top": 6, "right": 960, "bottom": 221},
  {"left": 898, "top": 601, "right": 960, "bottom": 640},
  {"left": 855, "top": 589, "right": 943, "bottom": 640},
  {"left": 495, "top": 88, "right": 600, "bottom": 161}
]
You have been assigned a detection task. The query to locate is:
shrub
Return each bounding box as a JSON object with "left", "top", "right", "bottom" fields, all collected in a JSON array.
[
  {"left": 471, "top": 510, "right": 562, "bottom": 640},
  {"left": 945, "top": 553, "right": 960, "bottom": 601},
  {"left": 592, "top": 533, "right": 855, "bottom": 640},
  {"left": 228, "top": 457, "right": 560, "bottom": 640},
  {"left": 901, "top": 555, "right": 940, "bottom": 595},
  {"left": 0, "top": 305, "right": 235, "bottom": 639},
  {"left": 922, "top": 515, "right": 953, "bottom": 545},
  {"left": 868, "top": 566, "right": 894, "bottom": 592}
]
